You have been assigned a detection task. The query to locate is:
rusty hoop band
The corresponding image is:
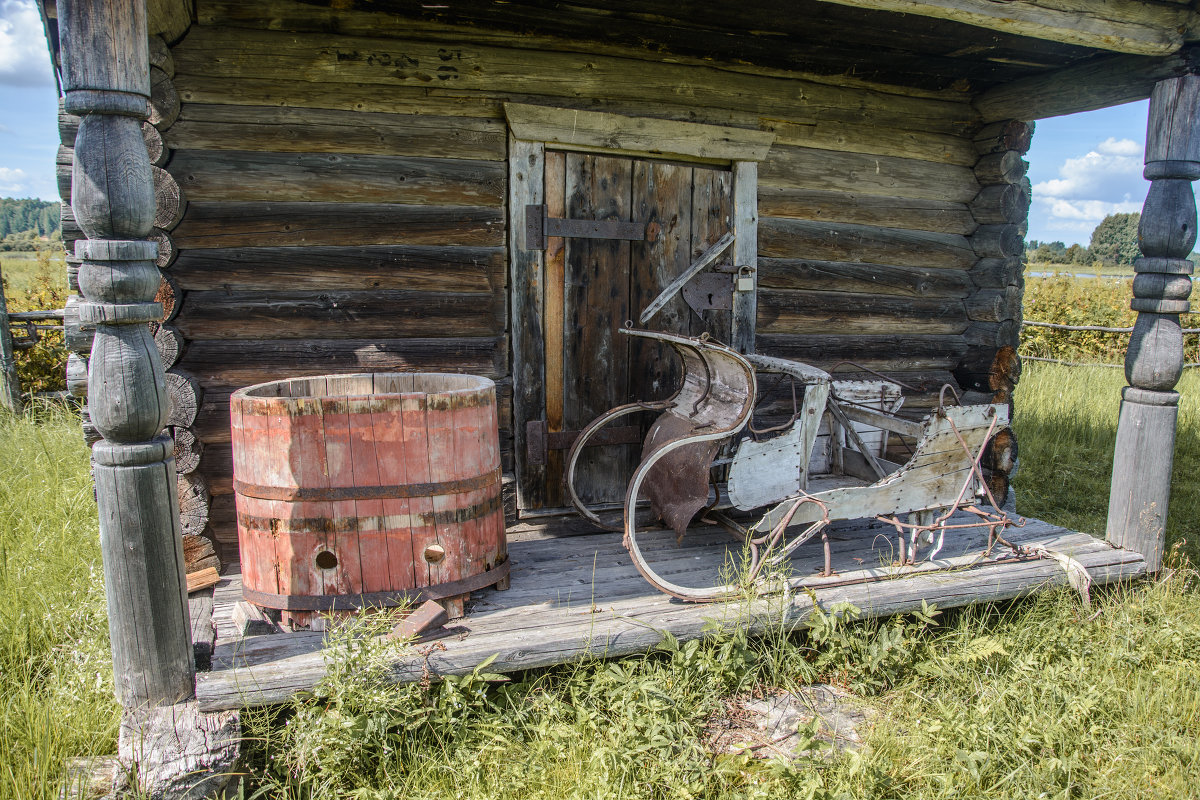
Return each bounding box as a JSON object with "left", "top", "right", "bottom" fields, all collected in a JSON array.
[
  {"left": 234, "top": 466, "right": 502, "bottom": 502},
  {"left": 242, "top": 560, "right": 510, "bottom": 612}
]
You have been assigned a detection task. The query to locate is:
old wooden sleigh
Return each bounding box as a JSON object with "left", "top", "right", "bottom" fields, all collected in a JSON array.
[{"left": 565, "top": 328, "right": 1021, "bottom": 602}]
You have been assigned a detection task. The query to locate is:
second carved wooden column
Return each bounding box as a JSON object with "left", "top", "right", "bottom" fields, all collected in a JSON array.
[{"left": 1107, "top": 76, "right": 1199, "bottom": 573}]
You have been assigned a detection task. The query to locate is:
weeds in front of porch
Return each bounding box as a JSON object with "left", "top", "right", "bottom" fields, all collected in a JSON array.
[
  {"left": 0, "top": 403, "right": 118, "bottom": 800},
  {"left": 1013, "top": 362, "right": 1200, "bottom": 565},
  {"left": 236, "top": 568, "right": 1200, "bottom": 800}
]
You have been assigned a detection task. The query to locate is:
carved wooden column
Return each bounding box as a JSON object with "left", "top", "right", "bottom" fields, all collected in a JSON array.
[
  {"left": 1106, "top": 76, "right": 1199, "bottom": 572},
  {"left": 60, "top": 0, "right": 194, "bottom": 707}
]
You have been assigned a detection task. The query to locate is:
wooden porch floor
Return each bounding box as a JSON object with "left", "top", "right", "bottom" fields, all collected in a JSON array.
[{"left": 193, "top": 513, "right": 1145, "bottom": 711}]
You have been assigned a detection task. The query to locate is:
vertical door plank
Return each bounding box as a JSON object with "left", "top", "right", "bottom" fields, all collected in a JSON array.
[
  {"left": 690, "top": 166, "right": 734, "bottom": 342},
  {"left": 630, "top": 160, "right": 693, "bottom": 401},
  {"left": 509, "top": 136, "right": 546, "bottom": 510},
  {"left": 543, "top": 150, "right": 567, "bottom": 508},
  {"left": 732, "top": 161, "right": 758, "bottom": 354},
  {"left": 564, "top": 153, "right": 634, "bottom": 505}
]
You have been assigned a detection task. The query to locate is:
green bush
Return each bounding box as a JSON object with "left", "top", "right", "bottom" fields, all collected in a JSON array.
[
  {"left": 2, "top": 250, "right": 67, "bottom": 394},
  {"left": 1021, "top": 274, "right": 1200, "bottom": 364}
]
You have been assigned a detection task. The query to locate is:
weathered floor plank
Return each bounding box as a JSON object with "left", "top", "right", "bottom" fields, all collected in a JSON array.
[{"left": 195, "top": 514, "right": 1144, "bottom": 711}]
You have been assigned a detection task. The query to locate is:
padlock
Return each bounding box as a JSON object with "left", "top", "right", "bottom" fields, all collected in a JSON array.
[{"left": 736, "top": 265, "right": 755, "bottom": 292}]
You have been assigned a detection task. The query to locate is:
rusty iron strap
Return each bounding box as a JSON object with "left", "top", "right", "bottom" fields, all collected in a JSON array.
[
  {"left": 243, "top": 561, "right": 511, "bottom": 612},
  {"left": 234, "top": 466, "right": 501, "bottom": 502}
]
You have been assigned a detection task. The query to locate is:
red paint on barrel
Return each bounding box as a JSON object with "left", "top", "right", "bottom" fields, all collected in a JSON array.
[{"left": 230, "top": 373, "right": 505, "bottom": 629}]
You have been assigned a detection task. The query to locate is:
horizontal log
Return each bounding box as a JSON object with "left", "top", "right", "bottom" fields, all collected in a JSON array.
[
  {"left": 174, "top": 289, "right": 506, "bottom": 340},
  {"left": 975, "top": 49, "right": 1200, "bottom": 122},
  {"left": 63, "top": 295, "right": 93, "bottom": 355},
  {"left": 759, "top": 218, "right": 977, "bottom": 269},
  {"left": 147, "top": 0, "right": 192, "bottom": 45},
  {"left": 56, "top": 145, "right": 72, "bottom": 200},
  {"left": 177, "top": 336, "right": 508, "bottom": 388},
  {"left": 172, "top": 26, "right": 977, "bottom": 135},
  {"left": 812, "top": 0, "right": 1186, "bottom": 56},
  {"left": 152, "top": 229, "right": 177, "bottom": 269},
  {"left": 172, "top": 425, "right": 203, "bottom": 475},
  {"left": 965, "top": 286, "right": 1021, "bottom": 323},
  {"left": 756, "top": 333, "right": 968, "bottom": 371},
  {"left": 969, "top": 182, "right": 1030, "bottom": 225},
  {"left": 974, "top": 151, "right": 1028, "bottom": 185},
  {"left": 970, "top": 257, "right": 1024, "bottom": 289},
  {"left": 149, "top": 65, "right": 180, "bottom": 130},
  {"left": 171, "top": 202, "right": 505, "bottom": 249},
  {"left": 167, "top": 150, "right": 505, "bottom": 206},
  {"left": 155, "top": 273, "right": 180, "bottom": 324},
  {"left": 66, "top": 353, "right": 88, "bottom": 398},
  {"left": 152, "top": 165, "right": 186, "bottom": 231},
  {"left": 972, "top": 120, "right": 1035, "bottom": 156},
  {"left": 166, "top": 369, "right": 202, "bottom": 428},
  {"left": 756, "top": 188, "right": 975, "bottom": 235},
  {"left": 963, "top": 320, "right": 1019, "bottom": 349},
  {"left": 757, "top": 258, "right": 971, "bottom": 298},
  {"left": 171, "top": 245, "right": 506, "bottom": 293},
  {"left": 154, "top": 324, "right": 186, "bottom": 368},
  {"left": 178, "top": 471, "right": 210, "bottom": 539},
  {"left": 762, "top": 118, "right": 978, "bottom": 166},
  {"left": 168, "top": 104, "right": 506, "bottom": 160},
  {"left": 148, "top": 33, "right": 174, "bottom": 78},
  {"left": 757, "top": 289, "right": 967, "bottom": 335},
  {"left": 971, "top": 224, "right": 1025, "bottom": 259},
  {"left": 760, "top": 144, "right": 979, "bottom": 202}
]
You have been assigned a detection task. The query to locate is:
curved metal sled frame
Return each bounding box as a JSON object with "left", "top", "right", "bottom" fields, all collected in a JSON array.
[{"left": 567, "top": 329, "right": 1019, "bottom": 603}]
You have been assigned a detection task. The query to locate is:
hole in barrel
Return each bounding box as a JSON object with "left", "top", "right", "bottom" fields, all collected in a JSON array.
[{"left": 315, "top": 550, "right": 338, "bottom": 570}]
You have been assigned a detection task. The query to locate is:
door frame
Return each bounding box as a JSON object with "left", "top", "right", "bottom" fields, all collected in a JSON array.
[{"left": 505, "top": 103, "right": 774, "bottom": 513}]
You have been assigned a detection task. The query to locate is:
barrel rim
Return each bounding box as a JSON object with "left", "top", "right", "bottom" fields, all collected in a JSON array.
[{"left": 231, "top": 371, "right": 495, "bottom": 403}]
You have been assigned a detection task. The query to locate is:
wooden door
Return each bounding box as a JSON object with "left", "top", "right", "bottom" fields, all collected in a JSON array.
[{"left": 538, "top": 151, "right": 734, "bottom": 508}]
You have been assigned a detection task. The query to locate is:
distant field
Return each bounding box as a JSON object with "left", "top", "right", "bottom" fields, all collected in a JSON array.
[{"left": 1, "top": 251, "right": 67, "bottom": 296}]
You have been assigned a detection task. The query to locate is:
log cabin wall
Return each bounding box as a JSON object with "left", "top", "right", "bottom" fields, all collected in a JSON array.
[{"left": 110, "top": 0, "right": 1027, "bottom": 561}]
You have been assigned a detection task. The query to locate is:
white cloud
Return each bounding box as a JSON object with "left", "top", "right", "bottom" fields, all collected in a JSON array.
[
  {"left": 1096, "top": 137, "right": 1143, "bottom": 157},
  {"left": 1030, "top": 136, "right": 1147, "bottom": 240},
  {"left": 0, "top": 0, "right": 54, "bottom": 87},
  {"left": 0, "top": 165, "right": 30, "bottom": 193}
]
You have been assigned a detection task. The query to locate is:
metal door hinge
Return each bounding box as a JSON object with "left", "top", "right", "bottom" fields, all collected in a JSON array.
[{"left": 524, "top": 204, "right": 647, "bottom": 249}]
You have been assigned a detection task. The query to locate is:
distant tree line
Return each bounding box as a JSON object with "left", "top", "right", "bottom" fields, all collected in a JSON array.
[
  {"left": 1025, "top": 212, "right": 1197, "bottom": 268},
  {"left": 0, "top": 198, "right": 61, "bottom": 251}
]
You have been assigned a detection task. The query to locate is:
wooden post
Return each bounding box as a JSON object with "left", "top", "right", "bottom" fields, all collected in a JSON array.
[
  {"left": 0, "top": 268, "right": 23, "bottom": 413},
  {"left": 60, "top": 0, "right": 194, "bottom": 708},
  {"left": 1106, "top": 76, "right": 1199, "bottom": 572}
]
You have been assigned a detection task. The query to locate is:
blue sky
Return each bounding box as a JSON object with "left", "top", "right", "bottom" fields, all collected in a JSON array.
[{"left": 0, "top": 0, "right": 1154, "bottom": 247}]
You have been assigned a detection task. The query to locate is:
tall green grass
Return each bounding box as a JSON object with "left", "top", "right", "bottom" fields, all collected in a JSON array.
[
  {"left": 0, "top": 404, "right": 117, "bottom": 800},
  {"left": 1014, "top": 363, "right": 1200, "bottom": 565}
]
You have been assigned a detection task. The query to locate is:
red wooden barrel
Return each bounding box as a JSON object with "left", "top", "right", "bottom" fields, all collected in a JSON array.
[{"left": 230, "top": 373, "right": 507, "bottom": 629}]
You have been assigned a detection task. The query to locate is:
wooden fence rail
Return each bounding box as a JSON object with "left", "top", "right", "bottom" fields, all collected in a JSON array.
[{"left": 1021, "top": 319, "right": 1200, "bottom": 368}]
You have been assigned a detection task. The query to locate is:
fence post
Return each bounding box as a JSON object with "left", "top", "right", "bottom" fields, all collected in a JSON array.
[
  {"left": 0, "top": 266, "right": 23, "bottom": 413},
  {"left": 1106, "top": 76, "right": 1199, "bottom": 572}
]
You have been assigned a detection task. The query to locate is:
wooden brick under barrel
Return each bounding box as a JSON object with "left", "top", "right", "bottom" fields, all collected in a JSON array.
[{"left": 231, "top": 374, "right": 505, "bottom": 627}]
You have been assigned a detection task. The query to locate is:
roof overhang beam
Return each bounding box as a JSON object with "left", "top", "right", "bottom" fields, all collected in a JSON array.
[{"left": 812, "top": 0, "right": 1191, "bottom": 57}]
